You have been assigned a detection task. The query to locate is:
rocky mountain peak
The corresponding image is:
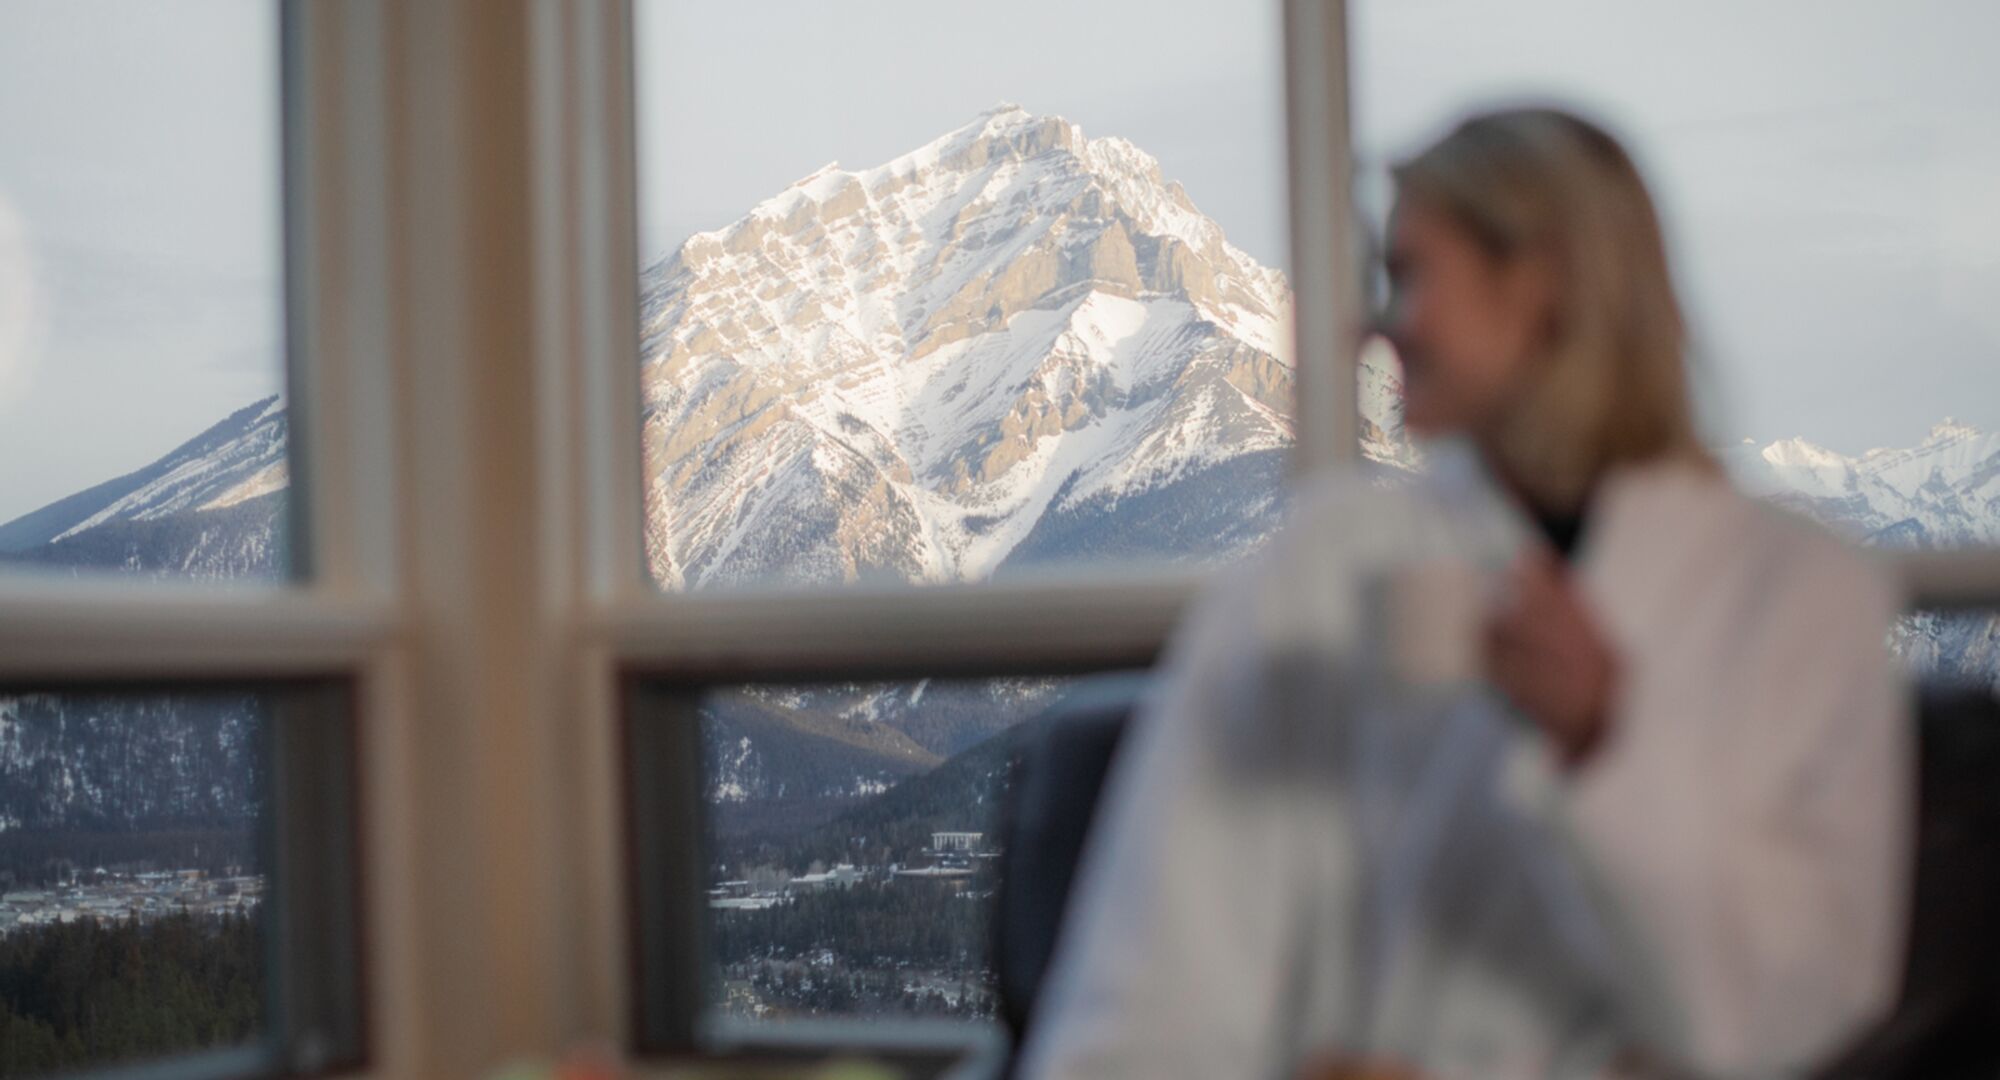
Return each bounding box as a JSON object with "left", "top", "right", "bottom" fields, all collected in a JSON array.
[
  {"left": 1925, "top": 416, "right": 1983, "bottom": 444},
  {"left": 637, "top": 111, "right": 1297, "bottom": 589}
]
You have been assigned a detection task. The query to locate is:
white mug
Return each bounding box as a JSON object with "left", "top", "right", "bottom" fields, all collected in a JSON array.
[{"left": 1381, "top": 558, "right": 1489, "bottom": 689}]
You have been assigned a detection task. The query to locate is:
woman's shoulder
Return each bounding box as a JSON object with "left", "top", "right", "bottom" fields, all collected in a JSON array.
[{"left": 1602, "top": 457, "right": 1901, "bottom": 610}]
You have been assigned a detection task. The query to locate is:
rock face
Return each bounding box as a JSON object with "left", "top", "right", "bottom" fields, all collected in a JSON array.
[{"left": 638, "top": 105, "right": 1295, "bottom": 589}]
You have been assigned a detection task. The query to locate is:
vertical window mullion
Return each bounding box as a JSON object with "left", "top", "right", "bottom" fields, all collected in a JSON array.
[
  {"left": 1285, "top": 0, "right": 1364, "bottom": 475},
  {"left": 284, "top": 0, "right": 401, "bottom": 605}
]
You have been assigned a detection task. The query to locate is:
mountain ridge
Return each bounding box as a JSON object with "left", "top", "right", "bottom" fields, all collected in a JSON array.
[
  {"left": 0, "top": 396, "right": 285, "bottom": 558},
  {"left": 1726, "top": 416, "right": 2000, "bottom": 550}
]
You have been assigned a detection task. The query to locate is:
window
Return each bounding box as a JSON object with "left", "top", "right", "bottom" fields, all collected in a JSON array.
[
  {"left": 615, "top": 5, "right": 1338, "bottom": 1053},
  {"left": 0, "top": 3, "right": 386, "bottom": 1078},
  {"left": 631, "top": 0, "right": 1297, "bottom": 590},
  {"left": 0, "top": 689, "right": 264, "bottom": 1075},
  {"left": 596, "top": 0, "right": 1316, "bottom": 1060},
  {"left": 629, "top": 675, "right": 1108, "bottom": 1035},
  {"left": 0, "top": 681, "right": 361, "bottom": 1078},
  {"left": 0, "top": 0, "right": 293, "bottom": 583},
  {"left": 8, "top": 2, "right": 1985, "bottom": 1076},
  {"left": 564, "top": 0, "right": 2000, "bottom": 1063},
  {"left": 0, "top": 5, "right": 373, "bottom": 1077}
]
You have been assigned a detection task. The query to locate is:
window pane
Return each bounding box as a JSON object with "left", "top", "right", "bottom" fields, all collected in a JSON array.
[
  {"left": 630, "top": 674, "right": 1144, "bottom": 1033},
  {"left": 702, "top": 677, "right": 1086, "bottom": 1024},
  {"left": 0, "top": 688, "right": 267, "bottom": 1075},
  {"left": 1351, "top": 2, "right": 2000, "bottom": 557},
  {"left": 0, "top": 1, "right": 290, "bottom": 582},
  {"left": 634, "top": 1, "right": 1293, "bottom": 589}
]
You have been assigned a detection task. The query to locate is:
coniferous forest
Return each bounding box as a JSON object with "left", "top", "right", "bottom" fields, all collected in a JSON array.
[
  {"left": 0, "top": 912, "right": 263, "bottom": 1077},
  {"left": 0, "top": 689, "right": 268, "bottom": 1073},
  {"left": 709, "top": 883, "right": 996, "bottom": 1020},
  {"left": 703, "top": 718, "right": 1022, "bottom": 1022}
]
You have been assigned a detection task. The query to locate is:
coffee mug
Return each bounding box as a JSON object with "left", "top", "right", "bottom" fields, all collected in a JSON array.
[{"left": 1381, "top": 559, "right": 1489, "bottom": 689}]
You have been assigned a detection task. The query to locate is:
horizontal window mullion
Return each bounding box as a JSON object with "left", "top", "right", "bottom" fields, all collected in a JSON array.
[
  {"left": 1900, "top": 551, "right": 2000, "bottom": 610},
  {"left": 0, "top": 585, "right": 394, "bottom": 679},
  {"left": 596, "top": 575, "right": 1197, "bottom": 680}
]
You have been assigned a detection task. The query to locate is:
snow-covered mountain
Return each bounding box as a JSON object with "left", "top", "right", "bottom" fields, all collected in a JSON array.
[
  {"left": 0, "top": 396, "right": 288, "bottom": 580},
  {"left": 1726, "top": 418, "right": 2000, "bottom": 550},
  {"left": 638, "top": 105, "right": 1295, "bottom": 589}
]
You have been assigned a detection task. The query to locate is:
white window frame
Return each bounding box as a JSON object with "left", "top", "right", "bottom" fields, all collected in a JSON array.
[
  {"left": 0, "top": 0, "right": 1995, "bottom": 1076},
  {"left": 569, "top": 0, "right": 1361, "bottom": 1060}
]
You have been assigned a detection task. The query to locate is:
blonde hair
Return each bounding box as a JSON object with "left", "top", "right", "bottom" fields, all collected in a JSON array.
[{"left": 1392, "top": 106, "right": 1712, "bottom": 511}]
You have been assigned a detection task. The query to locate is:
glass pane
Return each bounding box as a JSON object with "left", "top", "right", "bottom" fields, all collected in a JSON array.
[
  {"left": 634, "top": 1, "right": 1293, "bottom": 589},
  {"left": 0, "top": 688, "right": 267, "bottom": 1075},
  {"left": 1351, "top": 2, "right": 2000, "bottom": 551},
  {"left": 0, "top": 1, "right": 290, "bottom": 582},
  {"left": 696, "top": 676, "right": 1092, "bottom": 1024}
]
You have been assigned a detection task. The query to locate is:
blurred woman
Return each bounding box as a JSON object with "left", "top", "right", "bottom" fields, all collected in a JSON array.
[{"left": 1017, "top": 108, "right": 1911, "bottom": 1079}]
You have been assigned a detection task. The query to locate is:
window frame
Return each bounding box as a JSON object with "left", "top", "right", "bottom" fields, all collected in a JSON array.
[
  {"left": 620, "top": 657, "right": 1156, "bottom": 1053},
  {"left": 3, "top": 0, "right": 1998, "bottom": 1076},
  {"left": 577, "top": 0, "right": 1364, "bottom": 634},
  {"left": 592, "top": 0, "right": 1360, "bottom": 1059},
  {"left": 0, "top": 0, "right": 385, "bottom": 1071}
]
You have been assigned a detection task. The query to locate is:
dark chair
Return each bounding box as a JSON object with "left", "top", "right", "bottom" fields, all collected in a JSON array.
[
  {"left": 1816, "top": 688, "right": 2000, "bottom": 1079},
  {"left": 990, "top": 674, "right": 1145, "bottom": 1063}
]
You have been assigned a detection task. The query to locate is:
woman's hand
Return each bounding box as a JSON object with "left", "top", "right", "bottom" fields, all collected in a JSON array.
[{"left": 1484, "top": 551, "right": 1620, "bottom": 767}]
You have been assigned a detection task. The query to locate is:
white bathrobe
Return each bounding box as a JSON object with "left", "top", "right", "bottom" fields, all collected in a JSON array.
[{"left": 1017, "top": 450, "right": 1912, "bottom": 1080}]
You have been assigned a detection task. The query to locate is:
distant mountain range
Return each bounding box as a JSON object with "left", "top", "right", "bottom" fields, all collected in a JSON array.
[
  {"left": 1, "top": 109, "right": 1994, "bottom": 831},
  {"left": 1728, "top": 418, "right": 2000, "bottom": 550}
]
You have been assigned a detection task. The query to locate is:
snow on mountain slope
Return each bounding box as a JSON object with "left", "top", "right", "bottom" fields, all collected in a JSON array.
[
  {"left": 0, "top": 396, "right": 286, "bottom": 556},
  {"left": 0, "top": 396, "right": 289, "bottom": 580},
  {"left": 61, "top": 396, "right": 286, "bottom": 538},
  {"left": 638, "top": 106, "right": 1296, "bottom": 589},
  {"left": 1726, "top": 418, "right": 2000, "bottom": 549}
]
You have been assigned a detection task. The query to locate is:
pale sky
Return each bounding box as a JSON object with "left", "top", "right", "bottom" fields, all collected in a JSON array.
[
  {"left": 1351, "top": 0, "right": 2000, "bottom": 453},
  {"left": 0, "top": 0, "right": 283, "bottom": 524},
  {"left": 1, "top": 0, "right": 1995, "bottom": 522},
  {"left": 632, "top": 0, "right": 1293, "bottom": 269}
]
